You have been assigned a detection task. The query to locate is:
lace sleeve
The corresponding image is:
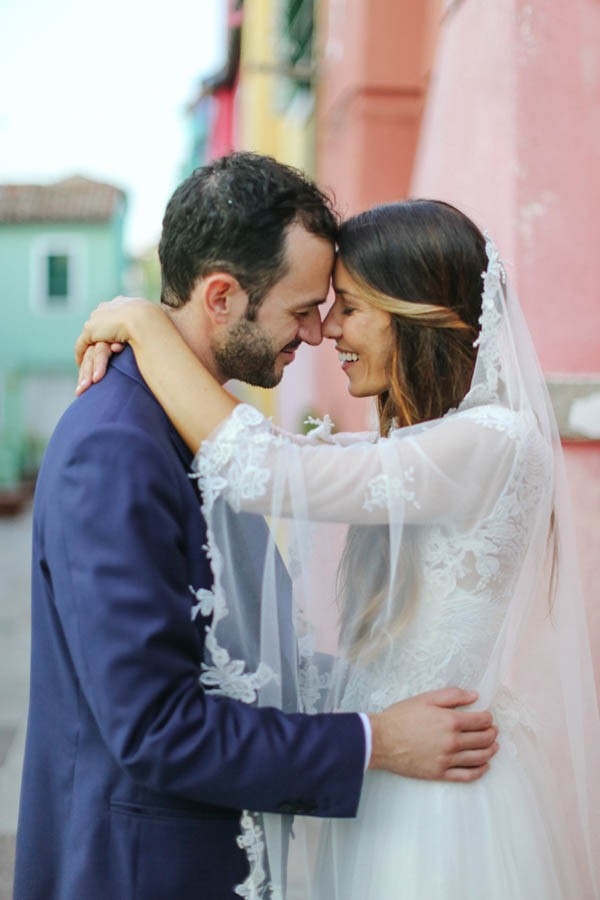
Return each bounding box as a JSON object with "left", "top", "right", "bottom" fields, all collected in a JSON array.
[{"left": 192, "top": 403, "right": 533, "bottom": 526}]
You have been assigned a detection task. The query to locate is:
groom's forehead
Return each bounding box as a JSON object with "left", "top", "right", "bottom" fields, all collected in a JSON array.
[{"left": 262, "top": 289, "right": 330, "bottom": 316}]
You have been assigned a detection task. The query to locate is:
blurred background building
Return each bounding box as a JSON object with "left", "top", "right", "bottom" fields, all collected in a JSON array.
[{"left": 0, "top": 176, "right": 127, "bottom": 507}]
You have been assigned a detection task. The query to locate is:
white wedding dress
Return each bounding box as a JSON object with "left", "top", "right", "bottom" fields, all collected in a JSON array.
[
  {"left": 196, "top": 402, "right": 583, "bottom": 899},
  {"left": 308, "top": 410, "right": 580, "bottom": 900},
  {"left": 191, "top": 239, "right": 599, "bottom": 898}
]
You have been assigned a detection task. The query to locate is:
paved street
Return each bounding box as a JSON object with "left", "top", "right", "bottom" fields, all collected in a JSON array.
[{"left": 0, "top": 504, "right": 32, "bottom": 900}]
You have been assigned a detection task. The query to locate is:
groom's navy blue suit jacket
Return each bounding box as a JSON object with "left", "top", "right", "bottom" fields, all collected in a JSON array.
[{"left": 14, "top": 348, "right": 364, "bottom": 900}]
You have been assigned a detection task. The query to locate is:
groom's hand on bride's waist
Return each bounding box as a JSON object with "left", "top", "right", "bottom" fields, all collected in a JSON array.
[{"left": 367, "top": 688, "right": 498, "bottom": 782}]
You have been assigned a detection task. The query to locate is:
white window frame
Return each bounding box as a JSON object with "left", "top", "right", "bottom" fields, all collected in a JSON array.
[{"left": 31, "top": 234, "right": 86, "bottom": 314}]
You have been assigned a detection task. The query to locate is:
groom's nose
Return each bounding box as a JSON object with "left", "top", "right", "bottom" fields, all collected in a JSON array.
[{"left": 298, "top": 306, "right": 323, "bottom": 346}]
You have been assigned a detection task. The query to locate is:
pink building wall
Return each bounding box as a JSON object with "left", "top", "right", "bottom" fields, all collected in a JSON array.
[
  {"left": 279, "top": 0, "right": 442, "bottom": 432},
  {"left": 317, "top": 0, "right": 440, "bottom": 215},
  {"left": 412, "top": 0, "right": 600, "bottom": 373},
  {"left": 411, "top": 0, "right": 600, "bottom": 676}
]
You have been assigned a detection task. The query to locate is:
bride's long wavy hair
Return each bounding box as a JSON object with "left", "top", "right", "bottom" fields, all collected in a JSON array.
[
  {"left": 336, "top": 201, "right": 486, "bottom": 657},
  {"left": 336, "top": 200, "right": 558, "bottom": 659},
  {"left": 337, "top": 199, "right": 485, "bottom": 436}
]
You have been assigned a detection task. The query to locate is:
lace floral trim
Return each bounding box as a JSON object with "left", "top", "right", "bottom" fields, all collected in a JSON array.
[
  {"left": 234, "top": 813, "right": 278, "bottom": 899},
  {"left": 297, "top": 631, "right": 332, "bottom": 714},
  {"left": 460, "top": 233, "right": 506, "bottom": 410},
  {"left": 422, "top": 408, "right": 549, "bottom": 605},
  {"left": 191, "top": 406, "right": 288, "bottom": 899},
  {"left": 194, "top": 404, "right": 277, "bottom": 514},
  {"left": 492, "top": 686, "right": 538, "bottom": 759},
  {"left": 194, "top": 403, "right": 331, "bottom": 713},
  {"left": 476, "top": 233, "right": 506, "bottom": 396},
  {"left": 304, "top": 413, "right": 336, "bottom": 442},
  {"left": 363, "top": 469, "right": 421, "bottom": 512}
]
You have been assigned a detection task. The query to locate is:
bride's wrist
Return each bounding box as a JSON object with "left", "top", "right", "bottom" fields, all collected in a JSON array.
[{"left": 127, "top": 302, "right": 170, "bottom": 349}]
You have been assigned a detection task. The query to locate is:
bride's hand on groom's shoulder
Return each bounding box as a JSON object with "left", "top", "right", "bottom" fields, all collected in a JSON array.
[
  {"left": 74, "top": 296, "right": 156, "bottom": 394},
  {"left": 367, "top": 687, "right": 498, "bottom": 783},
  {"left": 76, "top": 341, "right": 123, "bottom": 395}
]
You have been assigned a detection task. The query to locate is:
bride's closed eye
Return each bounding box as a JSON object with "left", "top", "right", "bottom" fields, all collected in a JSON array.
[{"left": 333, "top": 294, "right": 356, "bottom": 315}]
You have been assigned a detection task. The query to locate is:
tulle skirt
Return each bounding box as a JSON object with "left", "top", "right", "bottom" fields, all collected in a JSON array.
[{"left": 290, "top": 724, "right": 588, "bottom": 899}]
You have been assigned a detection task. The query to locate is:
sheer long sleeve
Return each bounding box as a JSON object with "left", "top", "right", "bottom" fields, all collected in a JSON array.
[{"left": 193, "top": 403, "right": 531, "bottom": 527}]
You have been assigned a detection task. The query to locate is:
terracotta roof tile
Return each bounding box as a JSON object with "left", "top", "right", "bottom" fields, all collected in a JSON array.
[{"left": 0, "top": 176, "right": 126, "bottom": 223}]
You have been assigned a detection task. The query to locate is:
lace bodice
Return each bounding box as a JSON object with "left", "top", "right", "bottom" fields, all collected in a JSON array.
[{"left": 341, "top": 407, "right": 551, "bottom": 712}]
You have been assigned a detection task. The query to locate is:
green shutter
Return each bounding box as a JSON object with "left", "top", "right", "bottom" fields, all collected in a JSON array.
[
  {"left": 47, "top": 254, "right": 69, "bottom": 300},
  {"left": 284, "top": 0, "right": 314, "bottom": 85}
]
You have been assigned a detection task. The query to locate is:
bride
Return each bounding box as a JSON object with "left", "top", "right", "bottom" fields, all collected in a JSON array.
[{"left": 75, "top": 199, "right": 599, "bottom": 899}]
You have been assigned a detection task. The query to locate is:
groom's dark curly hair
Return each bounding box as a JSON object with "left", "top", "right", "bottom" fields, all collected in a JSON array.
[{"left": 159, "top": 152, "right": 339, "bottom": 320}]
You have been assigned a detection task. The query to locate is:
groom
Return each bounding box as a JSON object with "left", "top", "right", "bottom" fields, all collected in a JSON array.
[{"left": 15, "top": 153, "right": 497, "bottom": 899}]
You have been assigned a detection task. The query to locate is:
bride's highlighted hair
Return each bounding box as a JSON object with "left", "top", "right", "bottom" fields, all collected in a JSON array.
[{"left": 337, "top": 200, "right": 486, "bottom": 435}]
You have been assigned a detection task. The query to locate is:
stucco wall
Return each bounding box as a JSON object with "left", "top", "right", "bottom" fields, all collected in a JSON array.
[{"left": 411, "top": 0, "right": 600, "bottom": 678}]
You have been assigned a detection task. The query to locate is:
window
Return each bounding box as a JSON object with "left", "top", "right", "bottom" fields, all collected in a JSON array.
[
  {"left": 47, "top": 254, "right": 69, "bottom": 302},
  {"left": 31, "top": 235, "right": 85, "bottom": 313}
]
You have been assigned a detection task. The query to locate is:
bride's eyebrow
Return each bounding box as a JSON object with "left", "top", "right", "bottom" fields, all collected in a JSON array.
[{"left": 333, "top": 287, "right": 360, "bottom": 302}]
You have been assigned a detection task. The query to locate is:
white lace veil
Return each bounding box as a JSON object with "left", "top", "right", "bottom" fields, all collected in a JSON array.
[{"left": 192, "top": 233, "right": 600, "bottom": 899}]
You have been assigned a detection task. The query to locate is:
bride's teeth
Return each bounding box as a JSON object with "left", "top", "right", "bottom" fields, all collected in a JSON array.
[{"left": 338, "top": 351, "right": 359, "bottom": 363}]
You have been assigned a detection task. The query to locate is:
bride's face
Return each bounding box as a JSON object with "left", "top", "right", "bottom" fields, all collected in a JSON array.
[{"left": 323, "top": 258, "right": 394, "bottom": 398}]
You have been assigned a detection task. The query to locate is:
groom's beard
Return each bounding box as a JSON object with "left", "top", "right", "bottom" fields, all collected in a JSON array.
[{"left": 213, "top": 318, "right": 283, "bottom": 388}]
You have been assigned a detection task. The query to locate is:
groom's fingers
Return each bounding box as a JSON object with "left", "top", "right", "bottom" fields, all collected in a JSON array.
[
  {"left": 424, "top": 687, "right": 479, "bottom": 708},
  {"left": 443, "top": 764, "right": 490, "bottom": 783},
  {"left": 423, "top": 689, "right": 496, "bottom": 733},
  {"left": 454, "top": 709, "right": 495, "bottom": 733},
  {"left": 449, "top": 743, "right": 500, "bottom": 769},
  {"left": 444, "top": 742, "right": 501, "bottom": 783},
  {"left": 454, "top": 726, "right": 498, "bottom": 751}
]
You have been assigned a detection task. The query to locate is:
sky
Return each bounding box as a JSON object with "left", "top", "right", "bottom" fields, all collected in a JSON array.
[{"left": 0, "top": 0, "right": 225, "bottom": 254}]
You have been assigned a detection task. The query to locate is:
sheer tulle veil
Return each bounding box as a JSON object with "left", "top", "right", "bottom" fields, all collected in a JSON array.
[{"left": 192, "top": 233, "right": 600, "bottom": 899}]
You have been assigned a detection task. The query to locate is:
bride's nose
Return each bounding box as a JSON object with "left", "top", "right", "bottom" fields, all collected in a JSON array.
[{"left": 322, "top": 304, "right": 342, "bottom": 340}]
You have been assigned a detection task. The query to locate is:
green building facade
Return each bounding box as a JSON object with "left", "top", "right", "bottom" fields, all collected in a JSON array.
[{"left": 0, "top": 176, "right": 127, "bottom": 493}]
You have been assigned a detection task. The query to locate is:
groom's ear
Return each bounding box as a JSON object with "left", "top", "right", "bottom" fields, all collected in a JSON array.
[{"left": 202, "top": 273, "right": 248, "bottom": 324}]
